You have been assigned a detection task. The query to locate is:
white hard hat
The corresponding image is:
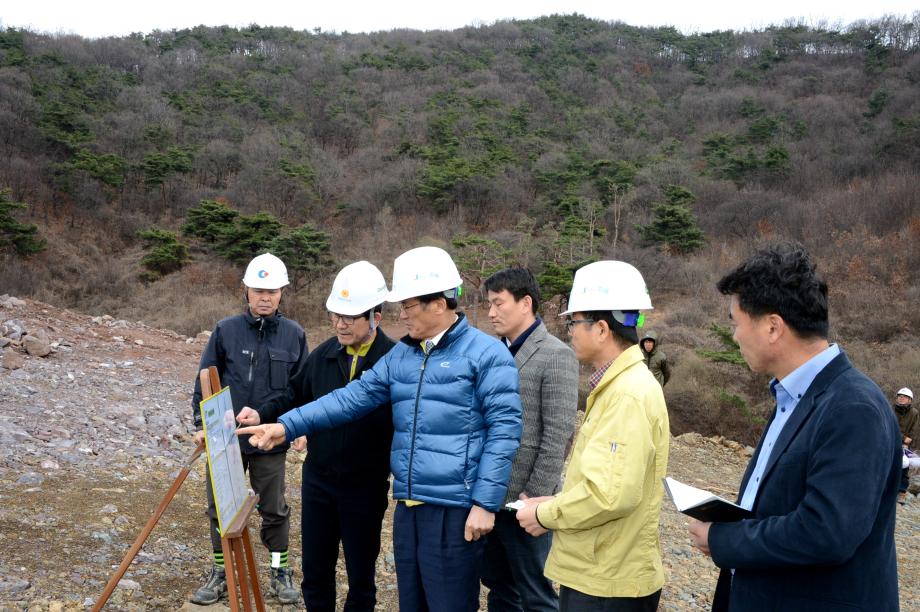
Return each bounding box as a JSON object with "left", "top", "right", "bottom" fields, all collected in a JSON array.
[
  {"left": 561, "top": 260, "right": 653, "bottom": 316},
  {"left": 326, "top": 261, "right": 389, "bottom": 316},
  {"left": 898, "top": 387, "right": 914, "bottom": 399},
  {"left": 242, "top": 253, "right": 289, "bottom": 289},
  {"left": 386, "top": 246, "right": 463, "bottom": 303}
]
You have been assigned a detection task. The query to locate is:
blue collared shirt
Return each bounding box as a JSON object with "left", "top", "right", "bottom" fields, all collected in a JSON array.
[{"left": 738, "top": 343, "right": 840, "bottom": 510}]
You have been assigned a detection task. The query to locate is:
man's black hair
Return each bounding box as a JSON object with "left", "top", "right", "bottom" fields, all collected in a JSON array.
[
  {"left": 584, "top": 311, "right": 639, "bottom": 347},
  {"left": 417, "top": 292, "right": 458, "bottom": 310},
  {"left": 717, "top": 241, "right": 829, "bottom": 339},
  {"left": 483, "top": 268, "right": 541, "bottom": 315}
]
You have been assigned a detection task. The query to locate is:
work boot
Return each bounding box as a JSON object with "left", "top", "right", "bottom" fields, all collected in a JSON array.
[
  {"left": 898, "top": 491, "right": 908, "bottom": 506},
  {"left": 190, "top": 565, "right": 226, "bottom": 605},
  {"left": 270, "top": 566, "right": 299, "bottom": 604}
]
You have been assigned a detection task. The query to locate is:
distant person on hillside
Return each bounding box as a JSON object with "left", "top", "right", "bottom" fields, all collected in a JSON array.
[
  {"left": 239, "top": 246, "right": 523, "bottom": 612},
  {"left": 481, "top": 267, "right": 578, "bottom": 612},
  {"left": 640, "top": 330, "right": 671, "bottom": 387},
  {"left": 516, "top": 261, "right": 669, "bottom": 612},
  {"left": 190, "top": 253, "right": 307, "bottom": 605},
  {"left": 688, "top": 242, "right": 902, "bottom": 611},
  {"left": 254, "top": 261, "right": 395, "bottom": 610},
  {"left": 893, "top": 387, "right": 918, "bottom": 505}
]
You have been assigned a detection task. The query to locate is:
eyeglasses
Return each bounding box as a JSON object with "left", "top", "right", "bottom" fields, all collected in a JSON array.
[
  {"left": 565, "top": 318, "right": 596, "bottom": 332},
  {"left": 399, "top": 301, "right": 423, "bottom": 314},
  {"left": 328, "top": 312, "right": 360, "bottom": 326}
]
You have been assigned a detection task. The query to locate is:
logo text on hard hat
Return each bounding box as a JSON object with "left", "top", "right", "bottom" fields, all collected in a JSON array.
[{"left": 258, "top": 270, "right": 269, "bottom": 278}]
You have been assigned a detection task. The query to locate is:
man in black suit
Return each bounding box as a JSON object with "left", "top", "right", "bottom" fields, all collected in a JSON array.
[{"left": 689, "top": 242, "right": 901, "bottom": 612}]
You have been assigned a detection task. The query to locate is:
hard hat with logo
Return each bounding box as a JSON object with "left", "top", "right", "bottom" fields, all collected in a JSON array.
[
  {"left": 561, "top": 260, "right": 653, "bottom": 318},
  {"left": 386, "top": 246, "right": 463, "bottom": 303},
  {"left": 326, "top": 261, "right": 389, "bottom": 316},
  {"left": 898, "top": 387, "right": 914, "bottom": 400},
  {"left": 242, "top": 253, "right": 289, "bottom": 290}
]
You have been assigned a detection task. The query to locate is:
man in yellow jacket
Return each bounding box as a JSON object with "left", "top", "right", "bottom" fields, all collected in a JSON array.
[{"left": 517, "top": 260, "right": 669, "bottom": 612}]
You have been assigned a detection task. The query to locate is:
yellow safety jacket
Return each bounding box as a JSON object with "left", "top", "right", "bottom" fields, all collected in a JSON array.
[{"left": 537, "top": 344, "right": 670, "bottom": 597}]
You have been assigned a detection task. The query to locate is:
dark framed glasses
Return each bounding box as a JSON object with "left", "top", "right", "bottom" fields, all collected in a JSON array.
[
  {"left": 328, "top": 312, "right": 359, "bottom": 326},
  {"left": 565, "top": 318, "right": 596, "bottom": 332}
]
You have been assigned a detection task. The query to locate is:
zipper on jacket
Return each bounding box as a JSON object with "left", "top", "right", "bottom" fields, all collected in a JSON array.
[
  {"left": 407, "top": 349, "right": 431, "bottom": 499},
  {"left": 248, "top": 317, "right": 265, "bottom": 384}
]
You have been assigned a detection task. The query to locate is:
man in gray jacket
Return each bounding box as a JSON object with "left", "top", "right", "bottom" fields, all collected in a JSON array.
[{"left": 482, "top": 268, "right": 579, "bottom": 611}]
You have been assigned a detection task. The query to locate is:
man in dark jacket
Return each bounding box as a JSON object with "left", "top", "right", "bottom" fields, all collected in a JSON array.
[
  {"left": 688, "top": 242, "right": 901, "bottom": 612},
  {"left": 894, "top": 387, "right": 918, "bottom": 504},
  {"left": 190, "top": 253, "right": 307, "bottom": 605},
  {"left": 640, "top": 330, "right": 670, "bottom": 386},
  {"left": 258, "top": 261, "right": 395, "bottom": 611},
  {"left": 240, "top": 246, "right": 523, "bottom": 612}
]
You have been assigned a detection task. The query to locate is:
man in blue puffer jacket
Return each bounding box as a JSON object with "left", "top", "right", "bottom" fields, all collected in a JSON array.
[{"left": 241, "top": 246, "right": 523, "bottom": 612}]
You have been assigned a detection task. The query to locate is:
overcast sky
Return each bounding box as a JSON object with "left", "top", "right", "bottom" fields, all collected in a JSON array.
[{"left": 2, "top": 0, "right": 917, "bottom": 39}]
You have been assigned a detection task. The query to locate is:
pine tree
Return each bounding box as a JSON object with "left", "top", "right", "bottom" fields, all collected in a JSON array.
[
  {"left": 182, "top": 199, "right": 240, "bottom": 243},
  {"left": 637, "top": 186, "right": 705, "bottom": 254},
  {"left": 138, "top": 228, "right": 189, "bottom": 281},
  {"left": 0, "top": 190, "right": 46, "bottom": 256},
  {"left": 267, "top": 223, "right": 334, "bottom": 289}
]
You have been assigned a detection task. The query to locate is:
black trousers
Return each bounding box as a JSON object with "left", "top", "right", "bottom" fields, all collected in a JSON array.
[
  {"left": 301, "top": 465, "right": 390, "bottom": 612},
  {"left": 559, "top": 586, "right": 661, "bottom": 612},
  {"left": 206, "top": 451, "right": 290, "bottom": 553}
]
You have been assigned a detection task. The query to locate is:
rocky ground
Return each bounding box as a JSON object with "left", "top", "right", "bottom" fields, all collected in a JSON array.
[{"left": 0, "top": 296, "right": 917, "bottom": 611}]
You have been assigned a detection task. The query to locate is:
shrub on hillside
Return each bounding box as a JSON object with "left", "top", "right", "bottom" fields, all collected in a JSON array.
[{"left": 138, "top": 228, "right": 189, "bottom": 282}]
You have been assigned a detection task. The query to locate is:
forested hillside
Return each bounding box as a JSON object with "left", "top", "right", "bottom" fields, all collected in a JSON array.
[{"left": 1, "top": 14, "right": 918, "bottom": 441}]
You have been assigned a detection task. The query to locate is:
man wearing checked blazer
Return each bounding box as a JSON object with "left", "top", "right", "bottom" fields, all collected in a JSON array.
[
  {"left": 482, "top": 268, "right": 579, "bottom": 612},
  {"left": 689, "top": 242, "right": 902, "bottom": 611}
]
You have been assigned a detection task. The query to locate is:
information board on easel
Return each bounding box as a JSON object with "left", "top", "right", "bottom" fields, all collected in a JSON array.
[{"left": 200, "top": 387, "right": 250, "bottom": 534}]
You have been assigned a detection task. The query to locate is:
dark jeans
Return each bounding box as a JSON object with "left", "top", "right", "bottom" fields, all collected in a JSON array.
[
  {"left": 900, "top": 467, "right": 910, "bottom": 493},
  {"left": 393, "top": 503, "right": 484, "bottom": 612},
  {"left": 559, "top": 586, "right": 661, "bottom": 612},
  {"left": 482, "top": 510, "right": 557, "bottom": 611},
  {"left": 205, "top": 451, "right": 290, "bottom": 553},
  {"left": 300, "top": 465, "right": 389, "bottom": 612}
]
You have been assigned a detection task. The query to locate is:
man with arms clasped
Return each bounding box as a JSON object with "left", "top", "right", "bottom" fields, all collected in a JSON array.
[
  {"left": 688, "top": 242, "right": 901, "bottom": 611},
  {"left": 482, "top": 268, "right": 578, "bottom": 612}
]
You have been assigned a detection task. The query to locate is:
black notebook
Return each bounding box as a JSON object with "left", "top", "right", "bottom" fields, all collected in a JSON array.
[{"left": 662, "top": 477, "right": 752, "bottom": 522}]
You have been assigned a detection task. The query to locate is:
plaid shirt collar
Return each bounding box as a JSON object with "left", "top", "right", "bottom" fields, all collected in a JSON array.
[{"left": 589, "top": 359, "right": 614, "bottom": 391}]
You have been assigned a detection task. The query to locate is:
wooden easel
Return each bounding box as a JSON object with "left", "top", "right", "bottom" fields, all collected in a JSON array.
[
  {"left": 199, "top": 366, "right": 266, "bottom": 612},
  {"left": 92, "top": 367, "right": 265, "bottom": 610}
]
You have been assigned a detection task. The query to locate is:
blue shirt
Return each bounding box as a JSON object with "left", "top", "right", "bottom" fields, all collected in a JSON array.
[{"left": 739, "top": 343, "right": 840, "bottom": 510}]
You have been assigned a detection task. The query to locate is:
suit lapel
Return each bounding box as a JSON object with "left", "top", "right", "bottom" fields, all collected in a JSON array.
[
  {"left": 515, "top": 323, "right": 545, "bottom": 370},
  {"left": 756, "top": 352, "right": 852, "bottom": 495}
]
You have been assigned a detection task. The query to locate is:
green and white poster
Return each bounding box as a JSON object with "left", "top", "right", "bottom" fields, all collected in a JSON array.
[{"left": 200, "top": 388, "right": 248, "bottom": 535}]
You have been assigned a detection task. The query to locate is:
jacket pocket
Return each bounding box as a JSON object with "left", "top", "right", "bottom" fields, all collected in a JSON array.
[
  {"left": 556, "top": 528, "right": 598, "bottom": 566},
  {"left": 268, "top": 349, "right": 297, "bottom": 390}
]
